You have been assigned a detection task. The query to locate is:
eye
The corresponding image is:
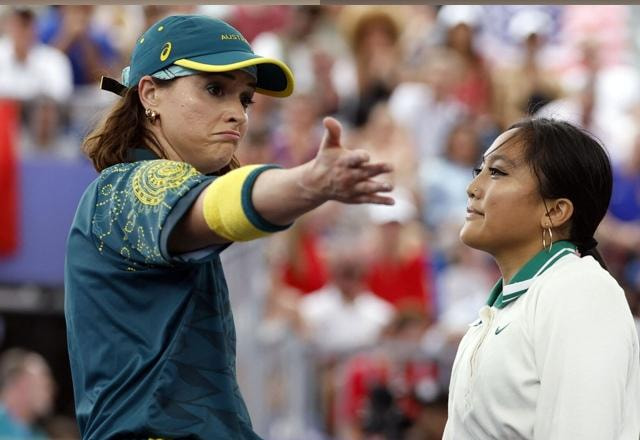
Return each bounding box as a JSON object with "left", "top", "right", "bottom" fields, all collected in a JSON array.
[
  {"left": 206, "top": 84, "right": 223, "bottom": 97},
  {"left": 472, "top": 166, "right": 507, "bottom": 177},
  {"left": 240, "top": 93, "right": 256, "bottom": 110},
  {"left": 488, "top": 167, "right": 506, "bottom": 177}
]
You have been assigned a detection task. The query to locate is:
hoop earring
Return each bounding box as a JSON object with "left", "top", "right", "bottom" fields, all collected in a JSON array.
[
  {"left": 145, "top": 108, "right": 158, "bottom": 123},
  {"left": 541, "top": 227, "right": 553, "bottom": 253}
]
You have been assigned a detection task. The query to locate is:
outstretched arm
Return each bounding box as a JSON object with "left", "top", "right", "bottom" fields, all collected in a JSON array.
[{"left": 168, "top": 117, "right": 393, "bottom": 254}]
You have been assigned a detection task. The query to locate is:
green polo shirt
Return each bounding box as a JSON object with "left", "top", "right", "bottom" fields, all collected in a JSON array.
[{"left": 65, "top": 152, "right": 282, "bottom": 439}]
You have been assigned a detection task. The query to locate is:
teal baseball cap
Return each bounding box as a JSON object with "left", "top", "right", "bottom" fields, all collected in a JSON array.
[{"left": 100, "top": 14, "right": 294, "bottom": 98}]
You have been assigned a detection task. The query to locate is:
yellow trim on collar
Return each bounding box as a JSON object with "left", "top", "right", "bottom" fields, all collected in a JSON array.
[{"left": 174, "top": 57, "right": 294, "bottom": 97}]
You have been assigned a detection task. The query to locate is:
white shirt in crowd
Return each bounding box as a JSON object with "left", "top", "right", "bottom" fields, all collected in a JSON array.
[
  {"left": 0, "top": 37, "right": 73, "bottom": 103},
  {"left": 299, "top": 284, "right": 394, "bottom": 357},
  {"left": 444, "top": 242, "right": 640, "bottom": 440}
]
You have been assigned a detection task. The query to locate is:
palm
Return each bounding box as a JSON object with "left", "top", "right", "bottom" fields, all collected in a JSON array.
[{"left": 302, "top": 117, "right": 394, "bottom": 205}]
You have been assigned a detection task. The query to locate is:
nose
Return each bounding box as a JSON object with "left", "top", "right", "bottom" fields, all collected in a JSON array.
[
  {"left": 466, "top": 176, "right": 481, "bottom": 198},
  {"left": 224, "top": 99, "right": 248, "bottom": 125}
]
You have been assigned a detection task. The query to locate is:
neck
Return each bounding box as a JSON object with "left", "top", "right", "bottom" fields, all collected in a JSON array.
[
  {"left": 493, "top": 240, "right": 544, "bottom": 283},
  {"left": 337, "top": 285, "right": 361, "bottom": 303},
  {"left": 146, "top": 123, "right": 182, "bottom": 162}
]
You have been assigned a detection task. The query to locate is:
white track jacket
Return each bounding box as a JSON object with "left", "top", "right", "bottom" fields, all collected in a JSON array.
[{"left": 444, "top": 241, "right": 640, "bottom": 439}]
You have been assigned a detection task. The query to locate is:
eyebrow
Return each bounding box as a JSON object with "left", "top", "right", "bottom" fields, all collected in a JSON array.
[
  {"left": 482, "top": 153, "right": 518, "bottom": 167},
  {"left": 205, "top": 72, "right": 257, "bottom": 89}
]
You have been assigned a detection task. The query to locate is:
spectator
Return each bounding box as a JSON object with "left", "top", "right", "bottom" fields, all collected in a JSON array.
[
  {"left": 388, "top": 48, "right": 467, "bottom": 159},
  {"left": 299, "top": 240, "right": 394, "bottom": 358},
  {"left": 0, "top": 7, "right": 73, "bottom": 103},
  {"left": 438, "top": 6, "right": 493, "bottom": 119},
  {"left": 335, "top": 309, "right": 438, "bottom": 440},
  {"left": 354, "top": 102, "right": 419, "bottom": 192},
  {"left": 251, "top": 6, "right": 348, "bottom": 115},
  {"left": 228, "top": 5, "right": 291, "bottom": 44},
  {"left": 276, "top": 217, "right": 330, "bottom": 295},
  {"left": 539, "top": 37, "right": 640, "bottom": 164},
  {"left": 0, "top": 7, "right": 76, "bottom": 158},
  {"left": 0, "top": 348, "right": 55, "bottom": 439},
  {"left": 365, "top": 187, "right": 434, "bottom": 317},
  {"left": 271, "top": 92, "right": 323, "bottom": 167},
  {"left": 38, "top": 5, "right": 120, "bottom": 86},
  {"left": 597, "top": 132, "right": 640, "bottom": 277},
  {"left": 491, "top": 8, "right": 564, "bottom": 130},
  {"left": 419, "top": 119, "right": 482, "bottom": 247},
  {"left": 339, "top": 6, "right": 404, "bottom": 127},
  {"left": 20, "top": 96, "right": 79, "bottom": 159}
]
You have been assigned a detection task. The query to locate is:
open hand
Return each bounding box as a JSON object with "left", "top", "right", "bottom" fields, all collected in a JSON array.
[{"left": 301, "top": 117, "right": 394, "bottom": 205}]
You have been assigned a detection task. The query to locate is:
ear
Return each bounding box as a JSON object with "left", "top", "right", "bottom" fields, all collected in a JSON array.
[
  {"left": 138, "top": 75, "right": 159, "bottom": 110},
  {"left": 540, "top": 198, "right": 574, "bottom": 230}
]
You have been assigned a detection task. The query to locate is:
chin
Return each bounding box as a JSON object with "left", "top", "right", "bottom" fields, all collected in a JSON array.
[
  {"left": 200, "top": 155, "right": 234, "bottom": 175},
  {"left": 459, "top": 224, "right": 484, "bottom": 251}
]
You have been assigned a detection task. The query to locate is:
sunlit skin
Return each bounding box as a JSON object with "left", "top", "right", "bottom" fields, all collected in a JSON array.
[
  {"left": 460, "top": 128, "right": 572, "bottom": 282},
  {"left": 138, "top": 70, "right": 256, "bottom": 174}
]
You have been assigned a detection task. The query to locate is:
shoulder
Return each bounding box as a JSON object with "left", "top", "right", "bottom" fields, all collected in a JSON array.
[
  {"left": 354, "top": 293, "right": 395, "bottom": 322},
  {"left": 540, "top": 255, "right": 622, "bottom": 296},
  {"left": 98, "top": 159, "right": 203, "bottom": 202},
  {"left": 301, "top": 286, "right": 337, "bottom": 307},
  {"left": 357, "top": 292, "right": 394, "bottom": 311},
  {"left": 32, "top": 42, "right": 70, "bottom": 66},
  {"left": 299, "top": 287, "right": 339, "bottom": 320},
  {"left": 532, "top": 254, "right": 629, "bottom": 318}
]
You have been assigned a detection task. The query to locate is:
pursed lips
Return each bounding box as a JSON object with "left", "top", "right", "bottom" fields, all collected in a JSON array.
[{"left": 214, "top": 130, "right": 241, "bottom": 139}]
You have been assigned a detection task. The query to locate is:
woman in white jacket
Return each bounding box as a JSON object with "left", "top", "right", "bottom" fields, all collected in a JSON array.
[{"left": 443, "top": 117, "right": 640, "bottom": 439}]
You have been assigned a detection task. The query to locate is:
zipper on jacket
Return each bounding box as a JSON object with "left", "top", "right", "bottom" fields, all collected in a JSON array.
[{"left": 464, "top": 306, "right": 495, "bottom": 407}]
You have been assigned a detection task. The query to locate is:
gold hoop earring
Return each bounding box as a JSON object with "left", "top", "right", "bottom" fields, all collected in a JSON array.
[
  {"left": 145, "top": 108, "right": 158, "bottom": 122},
  {"left": 541, "top": 226, "right": 553, "bottom": 253}
]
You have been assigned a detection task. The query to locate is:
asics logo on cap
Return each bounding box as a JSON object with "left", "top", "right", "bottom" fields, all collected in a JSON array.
[{"left": 160, "top": 42, "right": 172, "bottom": 61}]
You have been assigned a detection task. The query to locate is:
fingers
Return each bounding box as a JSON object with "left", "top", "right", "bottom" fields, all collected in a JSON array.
[
  {"left": 350, "top": 194, "right": 396, "bottom": 205},
  {"left": 344, "top": 150, "right": 370, "bottom": 167},
  {"left": 355, "top": 162, "right": 394, "bottom": 178},
  {"left": 320, "top": 116, "right": 342, "bottom": 150},
  {"left": 352, "top": 179, "right": 393, "bottom": 195},
  {"left": 340, "top": 150, "right": 393, "bottom": 175}
]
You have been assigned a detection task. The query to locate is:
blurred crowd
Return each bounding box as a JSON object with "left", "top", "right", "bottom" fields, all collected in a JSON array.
[{"left": 2, "top": 4, "right": 640, "bottom": 439}]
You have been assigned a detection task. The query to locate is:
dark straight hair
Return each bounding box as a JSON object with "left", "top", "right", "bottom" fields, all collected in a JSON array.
[{"left": 508, "top": 117, "right": 612, "bottom": 270}]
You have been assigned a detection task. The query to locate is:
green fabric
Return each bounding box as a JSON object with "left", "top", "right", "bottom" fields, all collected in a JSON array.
[
  {"left": 487, "top": 241, "right": 578, "bottom": 309},
  {"left": 240, "top": 165, "right": 292, "bottom": 233},
  {"left": 65, "top": 157, "right": 263, "bottom": 439}
]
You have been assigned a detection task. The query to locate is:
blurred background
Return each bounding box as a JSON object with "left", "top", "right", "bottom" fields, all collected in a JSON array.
[{"left": 1, "top": 4, "right": 640, "bottom": 439}]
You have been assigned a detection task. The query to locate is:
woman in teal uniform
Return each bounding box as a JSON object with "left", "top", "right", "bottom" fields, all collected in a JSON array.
[{"left": 64, "top": 15, "right": 393, "bottom": 440}]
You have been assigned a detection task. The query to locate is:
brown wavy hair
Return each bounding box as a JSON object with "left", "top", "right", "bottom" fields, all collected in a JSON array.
[{"left": 83, "top": 81, "right": 240, "bottom": 174}]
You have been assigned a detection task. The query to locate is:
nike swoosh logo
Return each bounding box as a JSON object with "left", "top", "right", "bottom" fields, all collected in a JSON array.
[{"left": 495, "top": 323, "right": 511, "bottom": 335}]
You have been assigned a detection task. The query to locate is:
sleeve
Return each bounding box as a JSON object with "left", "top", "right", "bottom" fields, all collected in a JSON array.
[
  {"left": 202, "top": 164, "right": 292, "bottom": 242},
  {"left": 91, "top": 160, "right": 216, "bottom": 267},
  {"left": 532, "top": 265, "right": 637, "bottom": 440}
]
